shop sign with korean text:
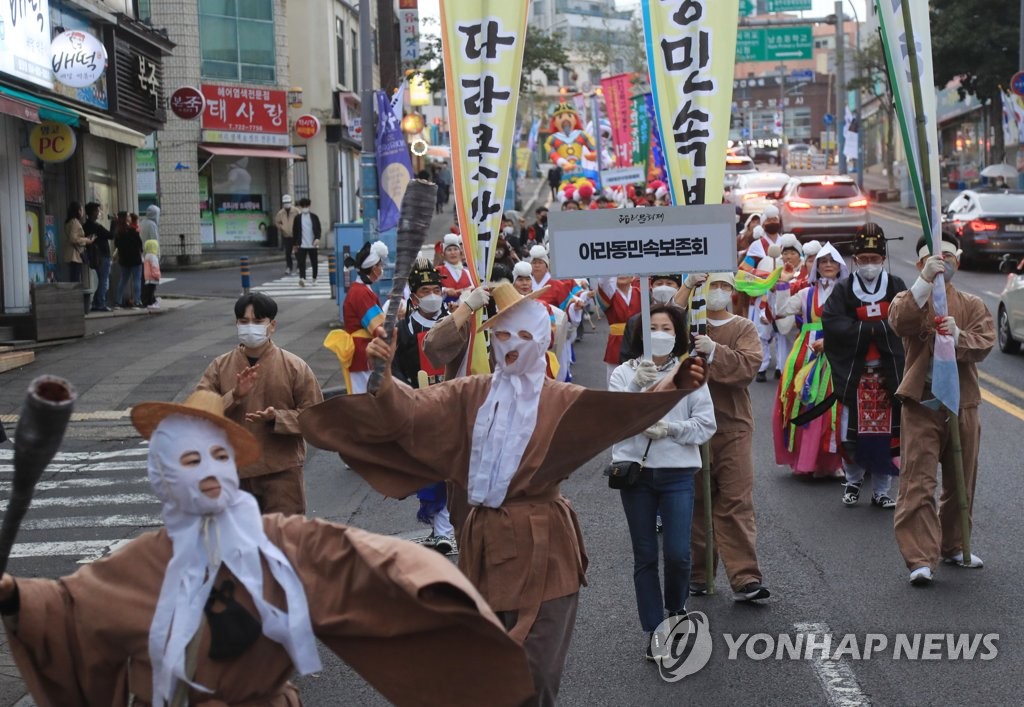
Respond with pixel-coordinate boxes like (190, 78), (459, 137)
(171, 86), (205, 120)
(1, 0), (53, 88)
(51, 29), (107, 88)
(201, 84), (288, 142)
(440, 0), (529, 283)
(295, 114), (320, 139)
(547, 205), (737, 278)
(642, 0), (739, 206)
(30, 122), (77, 163)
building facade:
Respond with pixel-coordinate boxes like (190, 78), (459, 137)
(0, 0), (172, 317)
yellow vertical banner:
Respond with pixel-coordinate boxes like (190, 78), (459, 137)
(440, 0), (529, 283)
(642, 1), (739, 206)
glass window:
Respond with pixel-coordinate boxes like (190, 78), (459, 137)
(199, 0), (275, 83)
(336, 17), (346, 86)
(796, 182), (861, 199)
(351, 29), (358, 93)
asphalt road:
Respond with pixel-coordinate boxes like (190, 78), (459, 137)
(1, 199), (1023, 705)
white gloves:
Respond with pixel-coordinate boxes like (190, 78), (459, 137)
(683, 273), (708, 289)
(936, 315), (960, 342)
(693, 334), (716, 357)
(633, 360), (659, 388)
(920, 255), (946, 283)
(643, 421), (669, 440)
(462, 286), (491, 311)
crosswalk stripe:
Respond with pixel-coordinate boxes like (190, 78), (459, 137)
(0, 447), (148, 462)
(25, 493), (156, 508)
(0, 461), (148, 473)
(9, 540), (120, 559)
(20, 514), (161, 531)
(0, 477), (148, 492)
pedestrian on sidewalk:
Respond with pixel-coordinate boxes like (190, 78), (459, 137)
(142, 237), (162, 308)
(114, 212), (144, 307)
(547, 164), (563, 200)
(196, 293), (323, 515)
(888, 232), (995, 585)
(83, 202), (114, 311)
(0, 390), (534, 707)
(610, 305), (717, 661)
(62, 201), (93, 285)
(274, 194), (296, 274)
(291, 198), (321, 287)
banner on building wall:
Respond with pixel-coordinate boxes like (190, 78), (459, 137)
(600, 74), (635, 167)
(0, 0), (53, 88)
(136, 149), (158, 196)
(213, 194), (267, 243)
(440, 0), (529, 284)
(399, 4), (420, 62)
(642, 0), (739, 205)
(201, 84), (288, 146)
(631, 93), (650, 178)
(645, 92), (667, 183)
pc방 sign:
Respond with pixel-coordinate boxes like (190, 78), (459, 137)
(30, 122), (77, 163)
(547, 205), (737, 278)
(50, 30), (107, 88)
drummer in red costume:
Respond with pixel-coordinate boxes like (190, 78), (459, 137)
(439, 234), (474, 310)
(597, 275), (642, 386)
(341, 240), (387, 394)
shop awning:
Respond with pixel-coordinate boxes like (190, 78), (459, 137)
(0, 85), (78, 125)
(84, 114), (147, 148)
(0, 94), (39, 123)
(199, 145), (305, 160)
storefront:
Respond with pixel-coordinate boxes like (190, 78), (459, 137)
(0, 0), (171, 321)
(937, 83), (987, 189)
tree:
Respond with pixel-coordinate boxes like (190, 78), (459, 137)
(848, 36), (897, 188)
(930, 0), (1020, 162)
(411, 20), (569, 98)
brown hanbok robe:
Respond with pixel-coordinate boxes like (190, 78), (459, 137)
(300, 372), (690, 640)
(4, 514), (534, 706)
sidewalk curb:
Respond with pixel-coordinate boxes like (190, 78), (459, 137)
(162, 251), (281, 272)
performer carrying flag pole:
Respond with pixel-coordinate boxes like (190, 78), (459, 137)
(877, 0), (995, 583)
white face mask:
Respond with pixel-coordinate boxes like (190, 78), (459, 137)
(707, 289), (732, 311)
(650, 330), (676, 357)
(149, 416), (241, 517)
(503, 226), (514, 236)
(418, 293), (443, 314)
(237, 323), (269, 349)
(651, 285), (678, 305)
(492, 331), (545, 376)
(858, 263), (883, 282)
(301, 207), (310, 214)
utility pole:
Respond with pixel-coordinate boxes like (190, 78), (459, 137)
(835, 0), (846, 174)
(1019, 0), (1024, 187)
(359, 0), (379, 245)
(778, 64), (787, 171)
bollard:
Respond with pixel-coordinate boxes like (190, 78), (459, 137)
(240, 255), (251, 295)
(328, 254), (338, 299)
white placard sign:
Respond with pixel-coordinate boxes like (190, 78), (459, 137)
(51, 30), (107, 88)
(600, 166), (646, 188)
(548, 205), (737, 278)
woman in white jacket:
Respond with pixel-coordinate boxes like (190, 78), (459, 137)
(609, 304), (717, 661)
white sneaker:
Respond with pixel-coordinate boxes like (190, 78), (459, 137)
(909, 566), (933, 585)
(942, 551), (984, 568)
(299, 279), (306, 287)
(312, 278), (317, 285)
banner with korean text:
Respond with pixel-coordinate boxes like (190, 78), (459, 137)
(642, 1), (739, 206)
(600, 74), (635, 167)
(440, 0), (529, 284)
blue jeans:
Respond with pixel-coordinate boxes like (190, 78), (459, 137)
(91, 256), (111, 309)
(119, 264), (142, 305)
(619, 467), (697, 632)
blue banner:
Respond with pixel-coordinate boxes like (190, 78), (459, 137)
(375, 91), (414, 233)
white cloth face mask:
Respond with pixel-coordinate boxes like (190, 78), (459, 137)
(650, 330), (677, 357)
(417, 293), (443, 314)
(237, 323), (269, 348)
(148, 416), (241, 517)
(707, 290), (732, 311)
(858, 263), (883, 282)
(651, 285), (678, 305)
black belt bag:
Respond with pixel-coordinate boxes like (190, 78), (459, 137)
(606, 439), (653, 490)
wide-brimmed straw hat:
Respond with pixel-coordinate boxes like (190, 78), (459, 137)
(479, 282), (550, 332)
(131, 390), (261, 466)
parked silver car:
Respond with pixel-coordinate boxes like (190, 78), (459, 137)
(775, 175), (869, 244)
(730, 171), (791, 219)
(998, 256), (1024, 354)
(724, 156), (758, 191)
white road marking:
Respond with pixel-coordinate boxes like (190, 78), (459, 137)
(20, 514), (161, 531)
(23, 493), (156, 508)
(0, 477), (148, 492)
(985, 290), (1002, 300)
(0, 461), (148, 474)
(792, 621), (870, 707)
(9, 540), (119, 559)
(0, 447), (147, 461)
(78, 538), (134, 563)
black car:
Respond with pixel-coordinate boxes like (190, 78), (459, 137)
(941, 190), (1024, 268)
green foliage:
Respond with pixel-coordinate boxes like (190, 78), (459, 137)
(930, 0), (1018, 101)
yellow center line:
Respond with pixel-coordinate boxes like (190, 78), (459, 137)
(979, 371), (1024, 402)
(981, 387), (1024, 423)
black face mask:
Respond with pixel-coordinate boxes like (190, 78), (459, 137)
(763, 222), (782, 235)
(205, 579), (262, 661)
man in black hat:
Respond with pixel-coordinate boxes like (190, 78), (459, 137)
(822, 223), (907, 509)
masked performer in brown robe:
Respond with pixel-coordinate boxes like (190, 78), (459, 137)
(301, 284), (707, 706)
(0, 391), (533, 706)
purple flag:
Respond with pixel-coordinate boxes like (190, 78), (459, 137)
(375, 91), (414, 233)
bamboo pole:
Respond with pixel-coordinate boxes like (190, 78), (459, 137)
(700, 442), (715, 595)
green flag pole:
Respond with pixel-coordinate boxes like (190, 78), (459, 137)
(700, 442), (714, 595)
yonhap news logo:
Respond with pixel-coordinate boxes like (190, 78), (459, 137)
(652, 614), (999, 682)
